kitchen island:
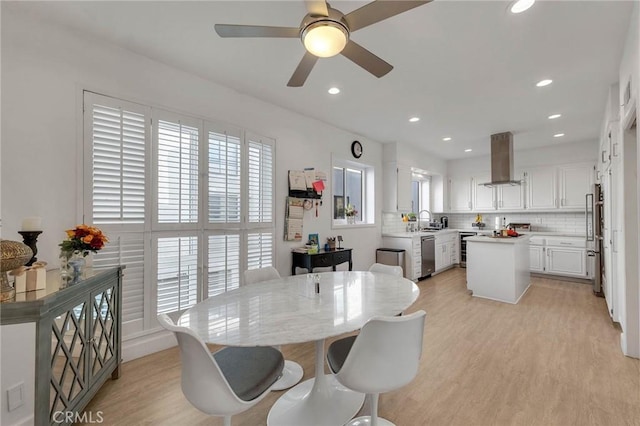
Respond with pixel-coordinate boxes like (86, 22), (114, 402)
(465, 234), (531, 304)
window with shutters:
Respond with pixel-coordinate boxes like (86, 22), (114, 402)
(84, 91), (275, 338)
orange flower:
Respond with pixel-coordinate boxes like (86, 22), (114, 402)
(66, 229), (75, 238)
(83, 235), (94, 244)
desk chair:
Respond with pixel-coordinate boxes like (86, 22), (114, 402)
(157, 314), (284, 426)
(368, 263), (404, 277)
(326, 310), (427, 426)
(244, 266), (304, 390)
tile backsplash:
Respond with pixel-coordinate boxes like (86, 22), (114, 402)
(382, 211), (587, 235)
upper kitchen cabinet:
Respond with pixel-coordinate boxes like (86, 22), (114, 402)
(498, 182), (525, 210)
(472, 172), (524, 212)
(524, 166), (557, 210)
(472, 173), (495, 211)
(524, 163), (594, 211)
(383, 161), (412, 212)
(558, 163), (595, 209)
(448, 176), (472, 212)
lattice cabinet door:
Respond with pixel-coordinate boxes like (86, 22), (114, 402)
(48, 297), (89, 421)
(89, 283), (119, 385)
(32, 267), (123, 426)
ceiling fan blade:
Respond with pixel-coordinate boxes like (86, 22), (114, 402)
(287, 52), (319, 87)
(344, 0), (432, 32)
(214, 24), (299, 38)
(340, 40), (393, 78)
(305, 0), (329, 16)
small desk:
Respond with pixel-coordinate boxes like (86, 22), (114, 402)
(291, 248), (352, 275)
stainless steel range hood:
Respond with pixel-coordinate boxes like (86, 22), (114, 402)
(481, 131), (522, 187)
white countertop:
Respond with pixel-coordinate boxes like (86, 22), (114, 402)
(465, 234), (531, 244)
(382, 229), (584, 239)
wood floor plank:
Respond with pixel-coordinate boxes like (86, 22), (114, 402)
(81, 268), (640, 426)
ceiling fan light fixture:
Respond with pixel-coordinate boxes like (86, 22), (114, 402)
(302, 20), (349, 58)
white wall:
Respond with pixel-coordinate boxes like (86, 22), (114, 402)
(0, 8), (384, 277)
(446, 140), (598, 176)
(616, 2), (639, 358)
(0, 323), (35, 426)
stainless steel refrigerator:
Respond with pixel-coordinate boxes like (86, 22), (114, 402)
(586, 183), (604, 296)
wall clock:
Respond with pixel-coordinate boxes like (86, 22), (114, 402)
(351, 140), (363, 159)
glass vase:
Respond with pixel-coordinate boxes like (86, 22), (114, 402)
(68, 250), (86, 280)
(347, 216), (356, 225)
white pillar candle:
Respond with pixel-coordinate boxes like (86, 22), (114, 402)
(21, 217), (42, 231)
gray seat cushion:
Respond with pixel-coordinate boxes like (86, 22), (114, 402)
(213, 346), (284, 401)
(326, 335), (357, 374)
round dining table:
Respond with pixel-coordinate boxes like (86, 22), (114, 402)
(178, 270), (420, 426)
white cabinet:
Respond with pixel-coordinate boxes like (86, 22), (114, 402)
(472, 174), (495, 211)
(498, 184), (525, 210)
(435, 233), (457, 272)
(471, 173), (524, 212)
(397, 165), (413, 212)
(448, 177), (472, 212)
(383, 162), (412, 212)
(558, 163), (594, 209)
(524, 167), (557, 210)
(525, 164), (594, 211)
(529, 237), (545, 273)
(546, 247), (587, 278)
(530, 236), (588, 278)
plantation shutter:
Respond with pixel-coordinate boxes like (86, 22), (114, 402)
(247, 134), (274, 225)
(207, 125), (242, 224)
(156, 236), (199, 314)
(93, 234), (145, 335)
(207, 233), (240, 296)
(86, 93), (147, 225)
(156, 114), (200, 225)
(246, 231), (274, 270)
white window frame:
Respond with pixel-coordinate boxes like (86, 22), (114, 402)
(332, 155), (375, 228)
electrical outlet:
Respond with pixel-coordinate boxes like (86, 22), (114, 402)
(7, 382), (24, 412)
(535, 217), (542, 224)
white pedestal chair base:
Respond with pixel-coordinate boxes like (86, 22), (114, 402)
(271, 360), (304, 391)
(346, 415), (395, 426)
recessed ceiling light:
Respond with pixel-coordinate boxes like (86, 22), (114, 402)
(553, 133), (565, 138)
(536, 79), (553, 87)
(510, 0), (536, 14)
(328, 87), (340, 95)
(465, 149), (473, 152)
(409, 117), (420, 123)
(443, 137), (452, 141)
(548, 114), (562, 119)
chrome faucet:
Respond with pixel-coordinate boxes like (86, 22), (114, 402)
(418, 210), (432, 231)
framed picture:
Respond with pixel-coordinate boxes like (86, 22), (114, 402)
(334, 196), (345, 219)
(308, 233), (319, 246)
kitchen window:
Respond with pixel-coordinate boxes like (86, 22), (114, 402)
(84, 91), (274, 337)
(411, 172), (431, 213)
(332, 157), (374, 226)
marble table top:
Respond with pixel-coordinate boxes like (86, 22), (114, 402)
(177, 271), (420, 347)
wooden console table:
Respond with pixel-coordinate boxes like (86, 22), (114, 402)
(291, 248), (353, 275)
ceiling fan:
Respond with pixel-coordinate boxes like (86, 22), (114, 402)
(214, 0), (432, 87)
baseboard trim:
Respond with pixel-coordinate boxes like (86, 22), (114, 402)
(530, 272), (593, 285)
(122, 329), (176, 362)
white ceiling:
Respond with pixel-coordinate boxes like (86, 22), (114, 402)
(6, 1), (633, 159)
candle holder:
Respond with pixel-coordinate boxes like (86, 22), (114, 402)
(18, 231), (43, 267)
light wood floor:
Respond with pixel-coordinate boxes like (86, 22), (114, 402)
(82, 268), (640, 426)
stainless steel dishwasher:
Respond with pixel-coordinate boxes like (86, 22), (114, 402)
(421, 235), (435, 278)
